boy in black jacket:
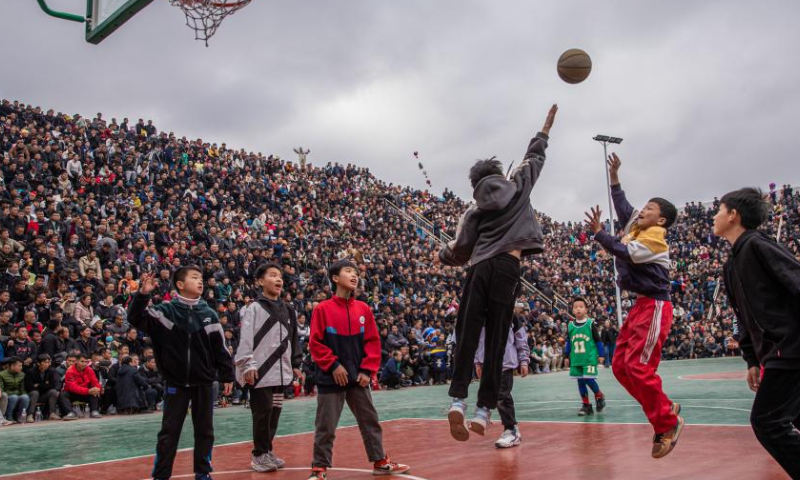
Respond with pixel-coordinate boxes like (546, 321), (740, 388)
(129, 267), (235, 480)
(715, 187), (800, 479)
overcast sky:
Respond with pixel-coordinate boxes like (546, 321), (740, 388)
(3, 0), (800, 221)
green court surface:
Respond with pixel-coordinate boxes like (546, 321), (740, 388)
(0, 357), (754, 476)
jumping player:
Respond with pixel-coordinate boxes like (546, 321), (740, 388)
(584, 153), (683, 458)
(435, 104), (557, 441)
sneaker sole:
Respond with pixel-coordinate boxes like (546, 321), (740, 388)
(653, 416), (685, 459)
(250, 463), (277, 473)
(448, 409), (469, 441)
(469, 419), (487, 436)
(373, 466), (411, 476)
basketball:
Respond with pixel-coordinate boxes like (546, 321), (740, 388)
(557, 48), (592, 84)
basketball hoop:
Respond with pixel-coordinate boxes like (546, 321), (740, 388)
(170, 0), (252, 46)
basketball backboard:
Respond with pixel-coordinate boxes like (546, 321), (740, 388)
(36, 0), (248, 45)
(85, 0), (153, 44)
(34, 0), (151, 44)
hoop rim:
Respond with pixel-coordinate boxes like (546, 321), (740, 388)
(177, 0), (250, 8)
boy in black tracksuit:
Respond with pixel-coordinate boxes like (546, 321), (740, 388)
(715, 188), (800, 479)
(128, 267), (235, 480)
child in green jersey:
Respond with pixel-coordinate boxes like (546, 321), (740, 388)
(566, 298), (606, 416)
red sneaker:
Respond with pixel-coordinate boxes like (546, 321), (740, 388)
(308, 467), (328, 480)
(373, 455), (411, 476)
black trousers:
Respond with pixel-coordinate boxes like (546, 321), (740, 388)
(60, 391), (100, 413)
(449, 253), (520, 409)
(497, 369), (516, 429)
(249, 386), (283, 456)
(152, 384), (214, 479)
(751, 368), (800, 479)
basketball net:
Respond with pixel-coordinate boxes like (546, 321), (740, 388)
(170, 0), (252, 46)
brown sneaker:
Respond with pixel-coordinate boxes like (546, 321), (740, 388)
(652, 415), (685, 459)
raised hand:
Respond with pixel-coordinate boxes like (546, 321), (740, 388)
(542, 104), (558, 136)
(139, 272), (158, 295)
(584, 205), (603, 234)
(607, 153), (621, 185)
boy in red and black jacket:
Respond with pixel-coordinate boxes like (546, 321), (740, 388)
(307, 260), (410, 480)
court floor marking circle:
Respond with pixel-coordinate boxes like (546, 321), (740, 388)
(139, 467), (430, 480)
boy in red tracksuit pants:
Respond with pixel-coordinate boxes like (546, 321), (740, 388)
(585, 153), (684, 459)
(306, 260), (410, 480)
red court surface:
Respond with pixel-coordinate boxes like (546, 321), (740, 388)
(4, 418), (788, 480)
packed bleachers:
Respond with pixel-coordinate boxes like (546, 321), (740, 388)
(1, 96), (799, 424)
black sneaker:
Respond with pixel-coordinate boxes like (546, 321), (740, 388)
(578, 403), (594, 416)
(596, 397), (606, 413)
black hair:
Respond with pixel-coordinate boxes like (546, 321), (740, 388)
(572, 297), (589, 308)
(468, 157), (503, 188)
(172, 265), (203, 290)
(720, 188), (769, 229)
(255, 262), (283, 280)
(66, 352), (78, 360)
(328, 259), (358, 284)
(37, 354), (51, 363)
(120, 355), (132, 365)
(648, 197), (678, 229)
(76, 353), (88, 360)
(6, 356), (22, 365)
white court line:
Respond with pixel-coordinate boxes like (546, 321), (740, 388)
(137, 467), (429, 480)
(0, 415), (751, 478)
(387, 416), (752, 428)
(677, 374), (747, 381)
(0, 425), (359, 478)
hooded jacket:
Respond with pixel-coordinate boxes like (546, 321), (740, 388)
(438, 132), (549, 267)
(723, 229), (800, 369)
(234, 296), (302, 389)
(127, 293), (235, 387)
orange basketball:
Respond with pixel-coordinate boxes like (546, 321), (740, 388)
(557, 49), (592, 84)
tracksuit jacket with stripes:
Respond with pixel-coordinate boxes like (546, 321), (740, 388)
(234, 296), (302, 388)
(127, 293), (235, 387)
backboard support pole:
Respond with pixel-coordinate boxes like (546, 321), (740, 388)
(36, 0), (85, 23)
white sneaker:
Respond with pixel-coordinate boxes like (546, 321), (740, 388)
(468, 406), (492, 436)
(447, 398), (469, 442)
(251, 453), (277, 472)
(267, 451), (285, 469)
(495, 426), (521, 448)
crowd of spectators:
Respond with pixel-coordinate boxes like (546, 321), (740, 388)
(0, 96), (798, 425)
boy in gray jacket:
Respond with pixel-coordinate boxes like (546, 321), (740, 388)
(235, 262), (303, 473)
(436, 104), (557, 441)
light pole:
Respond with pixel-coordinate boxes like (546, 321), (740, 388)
(593, 135), (624, 327)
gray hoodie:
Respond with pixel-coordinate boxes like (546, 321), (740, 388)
(439, 132), (548, 266)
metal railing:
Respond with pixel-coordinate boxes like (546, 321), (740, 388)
(383, 197), (572, 317)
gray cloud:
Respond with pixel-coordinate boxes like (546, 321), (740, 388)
(3, 0), (799, 219)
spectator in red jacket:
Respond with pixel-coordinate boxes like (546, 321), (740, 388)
(60, 353), (102, 420)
